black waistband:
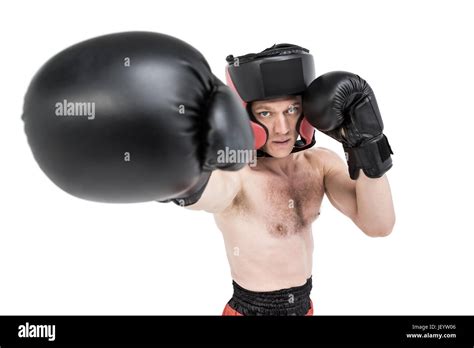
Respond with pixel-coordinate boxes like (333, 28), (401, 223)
(228, 277), (312, 316)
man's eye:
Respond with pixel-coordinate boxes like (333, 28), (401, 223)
(287, 105), (299, 115)
(259, 111), (271, 118)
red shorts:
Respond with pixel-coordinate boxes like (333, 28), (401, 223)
(222, 299), (314, 316)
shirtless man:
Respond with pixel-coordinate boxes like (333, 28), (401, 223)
(23, 33), (395, 316)
(189, 45), (396, 315)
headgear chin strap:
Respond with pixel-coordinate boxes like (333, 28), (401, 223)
(226, 44), (316, 157)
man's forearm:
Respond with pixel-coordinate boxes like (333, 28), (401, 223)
(187, 169), (242, 213)
(354, 172), (395, 237)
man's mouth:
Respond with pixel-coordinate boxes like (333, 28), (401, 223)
(272, 138), (291, 145)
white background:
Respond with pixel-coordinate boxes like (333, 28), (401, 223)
(1, 0), (473, 315)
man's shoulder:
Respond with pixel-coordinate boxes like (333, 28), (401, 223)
(304, 146), (341, 163)
(303, 146), (346, 175)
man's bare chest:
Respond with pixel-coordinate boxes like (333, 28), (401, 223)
(237, 169), (325, 237)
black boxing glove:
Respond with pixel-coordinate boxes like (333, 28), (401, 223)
(303, 71), (393, 179)
(22, 32), (253, 204)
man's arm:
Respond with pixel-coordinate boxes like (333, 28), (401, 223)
(303, 72), (395, 236)
(186, 168), (243, 213)
(316, 147), (395, 237)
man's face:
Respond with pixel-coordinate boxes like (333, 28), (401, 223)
(251, 95), (301, 158)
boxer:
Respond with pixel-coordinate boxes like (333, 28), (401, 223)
(198, 45), (395, 315)
(22, 34), (395, 316)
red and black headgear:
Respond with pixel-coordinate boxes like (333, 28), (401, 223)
(226, 44), (316, 156)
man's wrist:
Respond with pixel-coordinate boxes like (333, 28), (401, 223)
(343, 134), (393, 179)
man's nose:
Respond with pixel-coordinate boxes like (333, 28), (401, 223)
(273, 113), (290, 135)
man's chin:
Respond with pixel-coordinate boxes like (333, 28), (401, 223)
(262, 143), (293, 158)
